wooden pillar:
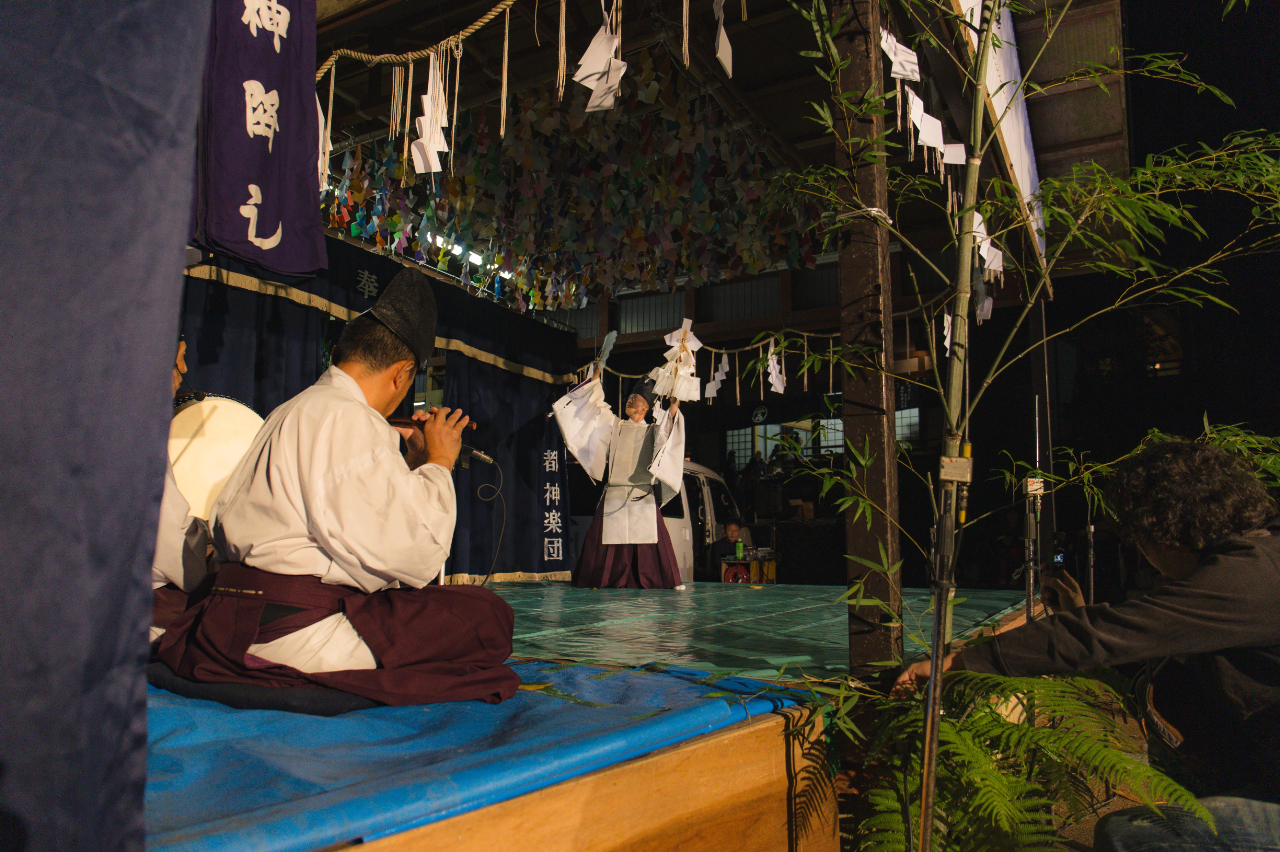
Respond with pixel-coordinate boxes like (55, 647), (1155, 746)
(837, 0), (902, 668)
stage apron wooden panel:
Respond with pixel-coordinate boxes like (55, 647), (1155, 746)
(357, 705), (838, 852)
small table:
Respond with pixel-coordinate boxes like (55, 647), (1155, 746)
(719, 557), (777, 584)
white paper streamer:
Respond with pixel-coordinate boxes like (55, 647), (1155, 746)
(766, 339), (785, 394)
(647, 318), (703, 401)
(705, 353), (730, 399)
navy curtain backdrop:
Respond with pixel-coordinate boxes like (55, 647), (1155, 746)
(183, 236), (579, 575)
(180, 273), (335, 414)
(0, 4), (210, 851)
(443, 353), (571, 578)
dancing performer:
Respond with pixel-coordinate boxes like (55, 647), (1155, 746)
(554, 375), (686, 588)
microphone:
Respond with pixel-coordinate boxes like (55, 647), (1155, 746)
(460, 443), (494, 467)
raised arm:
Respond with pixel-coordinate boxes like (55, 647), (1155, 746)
(552, 376), (616, 482)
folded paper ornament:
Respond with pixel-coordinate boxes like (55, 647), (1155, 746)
(410, 54), (449, 173)
(766, 339), (785, 394)
(575, 18), (625, 113)
(713, 0), (732, 77)
(879, 31), (920, 82)
(647, 318), (703, 401)
(705, 352), (730, 399)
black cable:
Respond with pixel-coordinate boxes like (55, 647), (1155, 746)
(477, 463), (505, 586)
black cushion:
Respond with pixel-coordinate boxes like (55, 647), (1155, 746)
(147, 662), (380, 716)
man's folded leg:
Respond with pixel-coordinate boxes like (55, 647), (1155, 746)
(160, 565), (519, 706)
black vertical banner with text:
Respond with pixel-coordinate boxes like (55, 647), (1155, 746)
(193, 0), (326, 275)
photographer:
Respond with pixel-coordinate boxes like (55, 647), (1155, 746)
(895, 440), (1280, 850)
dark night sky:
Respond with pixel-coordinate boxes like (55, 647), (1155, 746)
(1020, 1), (1278, 456)
(944, 3), (1280, 582)
(1067, 1), (1280, 447)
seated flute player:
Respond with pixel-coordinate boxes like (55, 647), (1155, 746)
(151, 336), (213, 644)
(159, 270), (519, 706)
(554, 374), (685, 589)
(894, 440), (1280, 851)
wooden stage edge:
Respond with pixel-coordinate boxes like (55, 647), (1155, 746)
(954, 599), (1048, 651)
(350, 705), (839, 852)
(335, 602), (1038, 852)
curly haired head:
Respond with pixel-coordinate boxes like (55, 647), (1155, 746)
(1105, 439), (1276, 551)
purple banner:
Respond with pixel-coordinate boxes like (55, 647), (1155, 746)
(193, 0), (326, 275)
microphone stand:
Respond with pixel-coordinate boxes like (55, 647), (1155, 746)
(1086, 499), (1095, 605)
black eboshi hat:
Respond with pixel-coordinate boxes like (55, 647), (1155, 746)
(369, 269), (438, 371)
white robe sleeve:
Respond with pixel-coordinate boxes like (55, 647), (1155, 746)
(553, 377), (616, 482)
(648, 408), (685, 506)
(153, 461), (212, 592)
(307, 415), (457, 590)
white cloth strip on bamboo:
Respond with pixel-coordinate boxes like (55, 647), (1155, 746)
(879, 30), (920, 82)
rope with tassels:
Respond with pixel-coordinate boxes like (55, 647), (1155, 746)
(450, 43), (463, 174)
(590, 329), (843, 395)
(557, 0), (567, 100)
(315, 0), (517, 81)
(500, 7), (509, 138)
(400, 61), (414, 179)
(681, 0), (690, 66)
(388, 65), (404, 140)
(322, 65), (335, 175)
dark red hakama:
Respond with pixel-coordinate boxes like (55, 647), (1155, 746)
(157, 563), (519, 705)
(152, 584), (190, 635)
(573, 500), (683, 588)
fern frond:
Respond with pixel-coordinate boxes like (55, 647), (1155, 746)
(845, 671), (1214, 850)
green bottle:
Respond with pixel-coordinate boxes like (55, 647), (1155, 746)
(736, 541), (744, 559)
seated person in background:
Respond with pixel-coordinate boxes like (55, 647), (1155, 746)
(160, 270), (518, 706)
(152, 336), (212, 643)
(704, 520), (744, 581)
(896, 440), (1280, 851)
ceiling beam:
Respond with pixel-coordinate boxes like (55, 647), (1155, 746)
(1013, 0), (1118, 35)
(726, 6), (798, 34)
(746, 70), (817, 99)
(793, 132), (831, 151)
(682, 24), (805, 170)
(1023, 71), (1119, 101)
(1033, 130), (1125, 162)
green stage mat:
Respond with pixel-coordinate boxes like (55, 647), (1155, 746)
(489, 583), (1025, 681)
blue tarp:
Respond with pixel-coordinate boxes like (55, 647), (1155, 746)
(146, 662), (799, 852)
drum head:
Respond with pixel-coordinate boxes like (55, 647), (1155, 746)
(168, 396), (263, 519)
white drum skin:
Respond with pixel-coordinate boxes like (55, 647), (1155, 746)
(168, 396), (264, 520)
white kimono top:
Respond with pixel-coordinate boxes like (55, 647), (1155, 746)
(554, 377), (684, 545)
(206, 365), (457, 674)
(211, 365), (457, 592)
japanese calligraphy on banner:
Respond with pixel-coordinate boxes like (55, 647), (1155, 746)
(192, 0), (326, 276)
(538, 425), (570, 573)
